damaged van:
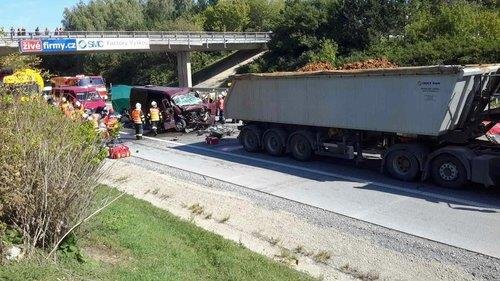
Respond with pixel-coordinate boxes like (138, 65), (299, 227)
(130, 86), (214, 132)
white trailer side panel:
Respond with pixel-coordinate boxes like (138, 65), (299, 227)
(226, 65), (500, 136)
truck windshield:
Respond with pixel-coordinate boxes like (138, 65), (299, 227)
(77, 77), (92, 86)
(172, 93), (202, 106)
(76, 91), (101, 101)
(90, 77), (105, 86)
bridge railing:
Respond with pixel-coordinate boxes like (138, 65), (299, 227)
(0, 30), (272, 44)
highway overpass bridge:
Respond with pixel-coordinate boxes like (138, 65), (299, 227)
(0, 31), (271, 87)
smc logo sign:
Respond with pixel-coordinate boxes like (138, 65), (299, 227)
(19, 40), (42, 52)
(77, 39), (104, 50)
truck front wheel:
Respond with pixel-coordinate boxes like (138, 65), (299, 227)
(385, 150), (420, 181)
(430, 154), (468, 188)
(290, 134), (313, 161)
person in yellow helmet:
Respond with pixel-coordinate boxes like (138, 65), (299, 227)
(148, 101), (162, 136)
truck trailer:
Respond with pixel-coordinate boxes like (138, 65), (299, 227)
(225, 65), (500, 188)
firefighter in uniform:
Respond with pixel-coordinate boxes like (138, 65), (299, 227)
(131, 103), (144, 140)
(148, 101), (162, 136)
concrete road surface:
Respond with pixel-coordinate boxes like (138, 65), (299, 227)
(120, 129), (500, 258)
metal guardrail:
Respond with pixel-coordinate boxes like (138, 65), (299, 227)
(0, 30), (272, 44)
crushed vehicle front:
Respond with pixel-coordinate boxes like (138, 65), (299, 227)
(171, 92), (212, 125)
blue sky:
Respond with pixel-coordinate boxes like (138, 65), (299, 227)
(0, 0), (87, 31)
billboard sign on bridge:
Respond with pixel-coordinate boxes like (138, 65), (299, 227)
(41, 38), (77, 52)
(19, 38), (150, 53)
(76, 38), (150, 51)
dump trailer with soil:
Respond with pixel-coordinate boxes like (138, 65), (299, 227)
(225, 65), (500, 187)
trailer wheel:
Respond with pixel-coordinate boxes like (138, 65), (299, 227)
(385, 150), (419, 181)
(430, 154), (468, 188)
(241, 127), (261, 152)
(290, 134), (313, 161)
(263, 129), (286, 156)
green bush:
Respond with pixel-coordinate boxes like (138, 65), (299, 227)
(365, 1), (500, 66)
(0, 88), (105, 255)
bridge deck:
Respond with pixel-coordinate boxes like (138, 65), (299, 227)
(0, 31), (271, 54)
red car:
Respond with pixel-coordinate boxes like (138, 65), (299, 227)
(53, 86), (106, 112)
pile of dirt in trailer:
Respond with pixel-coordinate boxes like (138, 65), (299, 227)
(297, 58), (398, 72)
(297, 62), (335, 72)
(339, 58), (398, 70)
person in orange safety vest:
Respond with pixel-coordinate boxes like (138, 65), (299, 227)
(72, 101), (85, 120)
(148, 101), (162, 136)
(130, 103), (144, 140)
(60, 97), (73, 118)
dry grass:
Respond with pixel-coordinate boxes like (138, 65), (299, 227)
(313, 251), (331, 264)
(274, 247), (299, 266)
(188, 203), (204, 215)
(113, 175), (129, 183)
(251, 231), (281, 246)
(340, 263), (380, 281)
(158, 193), (171, 200)
(293, 245), (312, 256)
(217, 215), (230, 224)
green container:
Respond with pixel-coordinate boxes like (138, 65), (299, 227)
(111, 85), (132, 114)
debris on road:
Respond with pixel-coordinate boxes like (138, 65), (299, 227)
(205, 136), (220, 145)
(108, 144), (131, 159)
(198, 124), (235, 140)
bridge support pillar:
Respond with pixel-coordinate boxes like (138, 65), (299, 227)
(177, 51), (192, 87)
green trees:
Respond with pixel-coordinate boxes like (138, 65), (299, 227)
(249, 0), (499, 72)
(203, 0), (251, 31)
(62, 0), (145, 30)
(41, 0), (499, 83)
(369, 1), (500, 65)
(202, 0), (283, 31)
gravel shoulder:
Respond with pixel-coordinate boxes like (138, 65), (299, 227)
(100, 158), (500, 281)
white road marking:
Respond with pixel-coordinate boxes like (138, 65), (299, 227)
(137, 135), (498, 210)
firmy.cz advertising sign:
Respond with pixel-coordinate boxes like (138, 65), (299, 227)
(19, 38), (150, 53)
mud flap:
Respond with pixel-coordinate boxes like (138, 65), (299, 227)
(471, 155), (500, 187)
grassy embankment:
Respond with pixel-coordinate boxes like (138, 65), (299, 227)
(1, 187), (311, 281)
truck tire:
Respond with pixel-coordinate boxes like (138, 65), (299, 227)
(385, 150), (420, 181)
(263, 129), (286, 156)
(430, 154), (468, 188)
(241, 127), (261, 152)
(290, 134), (313, 161)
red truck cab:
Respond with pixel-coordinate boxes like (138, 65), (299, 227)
(52, 75), (109, 100)
(53, 86), (106, 112)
